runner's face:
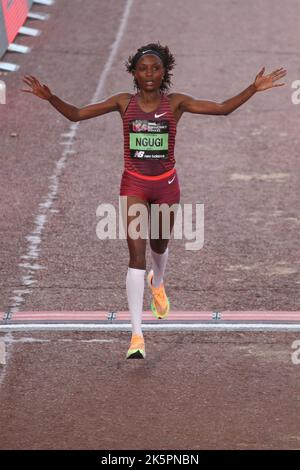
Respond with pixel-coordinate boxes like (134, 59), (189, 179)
(134, 55), (165, 91)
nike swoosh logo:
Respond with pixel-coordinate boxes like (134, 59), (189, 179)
(154, 112), (167, 118)
(168, 175), (176, 184)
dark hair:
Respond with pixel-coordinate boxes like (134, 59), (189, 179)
(124, 42), (176, 92)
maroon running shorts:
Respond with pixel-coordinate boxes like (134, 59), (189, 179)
(119, 167), (180, 205)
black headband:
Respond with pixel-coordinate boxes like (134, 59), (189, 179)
(132, 49), (164, 68)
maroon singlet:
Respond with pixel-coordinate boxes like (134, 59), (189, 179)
(122, 91), (177, 177)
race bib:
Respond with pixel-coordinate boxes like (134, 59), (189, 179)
(129, 120), (169, 159)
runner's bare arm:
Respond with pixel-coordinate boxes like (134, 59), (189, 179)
(48, 93), (125, 122)
(21, 75), (128, 121)
(176, 86), (256, 116)
(176, 67), (286, 116)
(74, 93), (128, 121)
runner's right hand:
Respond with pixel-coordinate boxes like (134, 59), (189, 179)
(21, 75), (53, 100)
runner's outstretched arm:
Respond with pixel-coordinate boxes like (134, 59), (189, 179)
(21, 75), (124, 122)
(176, 66), (287, 116)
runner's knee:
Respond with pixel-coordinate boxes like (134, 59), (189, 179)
(149, 239), (169, 254)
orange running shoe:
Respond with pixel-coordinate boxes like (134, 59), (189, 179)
(147, 269), (170, 319)
(126, 334), (145, 359)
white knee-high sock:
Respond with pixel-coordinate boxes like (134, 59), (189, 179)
(150, 247), (169, 287)
(126, 267), (145, 336)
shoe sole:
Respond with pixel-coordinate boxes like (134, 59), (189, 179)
(126, 349), (145, 359)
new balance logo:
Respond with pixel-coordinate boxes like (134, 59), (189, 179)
(154, 112), (167, 118)
(168, 175), (176, 184)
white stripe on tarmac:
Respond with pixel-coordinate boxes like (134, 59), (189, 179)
(0, 332), (12, 386)
(0, 339), (5, 365)
(7, 0), (134, 317)
(1, 323), (300, 331)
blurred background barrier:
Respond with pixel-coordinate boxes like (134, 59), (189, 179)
(0, 2), (10, 61)
(0, 0), (54, 72)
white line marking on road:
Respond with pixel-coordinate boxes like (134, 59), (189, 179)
(0, 333), (12, 386)
(80, 339), (114, 343)
(6, 0), (134, 317)
(1, 337), (114, 344)
(4, 337), (51, 344)
(0, 340), (5, 365)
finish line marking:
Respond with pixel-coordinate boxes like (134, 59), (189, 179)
(1, 311), (300, 331)
(2, 310), (300, 322)
(1, 324), (300, 331)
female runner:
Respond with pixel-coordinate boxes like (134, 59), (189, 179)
(21, 42), (286, 359)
